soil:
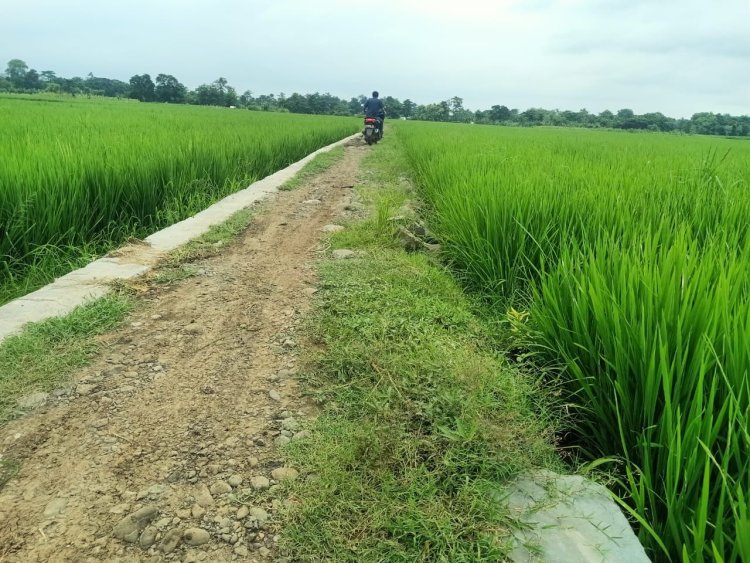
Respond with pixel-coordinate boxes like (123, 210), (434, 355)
(0, 140), (368, 562)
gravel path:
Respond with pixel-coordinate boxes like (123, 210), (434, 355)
(0, 140), (367, 562)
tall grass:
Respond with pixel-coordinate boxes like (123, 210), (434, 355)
(0, 95), (358, 303)
(396, 122), (750, 561)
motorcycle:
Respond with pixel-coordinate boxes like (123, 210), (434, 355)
(363, 116), (383, 145)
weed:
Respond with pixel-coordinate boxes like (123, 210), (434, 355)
(0, 294), (132, 423)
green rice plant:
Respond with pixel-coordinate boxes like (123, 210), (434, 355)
(394, 121), (750, 561)
(532, 228), (750, 561)
(0, 95), (358, 303)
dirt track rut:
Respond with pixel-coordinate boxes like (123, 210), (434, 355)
(0, 141), (367, 562)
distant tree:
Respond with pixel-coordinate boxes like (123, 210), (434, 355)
(189, 77), (236, 107)
(59, 78), (76, 96)
(560, 110), (578, 124)
(576, 108), (594, 126)
(520, 108), (545, 125)
(383, 96), (403, 119)
(225, 86), (238, 107)
(402, 99), (416, 118)
(307, 92), (324, 114)
(474, 109), (489, 123)
(3, 56), (748, 138)
(674, 118), (692, 134)
(154, 74), (187, 103)
(5, 59), (29, 87)
(239, 90), (254, 108)
(439, 100), (451, 119)
(616, 108), (635, 122)
(23, 69), (42, 90)
(545, 110), (565, 126)
(86, 74), (129, 97)
(348, 97), (362, 115)
(129, 74), (155, 101)
(213, 77), (228, 94)
(61, 76), (86, 96)
(690, 112), (718, 135)
(40, 70), (57, 83)
(192, 83), (225, 106)
(641, 112), (673, 132)
(449, 96), (464, 120)
(282, 93), (310, 114)
(598, 110), (615, 127)
(253, 93), (278, 111)
(415, 102), (450, 122)
(489, 104), (511, 122)
(620, 116), (650, 130)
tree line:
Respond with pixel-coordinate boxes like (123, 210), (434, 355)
(3, 58), (748, 137)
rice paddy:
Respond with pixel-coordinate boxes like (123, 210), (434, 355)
(396, 122), (750, 561)
(0, 95), (358, 304)
(5, 93), (749, 560)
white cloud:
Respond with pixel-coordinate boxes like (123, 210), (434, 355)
(1, 0), (748, 116)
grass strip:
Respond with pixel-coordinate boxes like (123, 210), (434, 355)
(278, 140), (558, 561)
(279, 146), (346, 191)
(0, 294), (132, 423)
(151, 207), (257, 285)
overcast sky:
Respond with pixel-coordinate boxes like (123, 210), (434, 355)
(2, 0), (749, 117)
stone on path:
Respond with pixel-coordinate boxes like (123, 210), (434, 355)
(249, 507), (269, 527)
(183, 527), (211, 546)
(209, 480), (232, 495)
(112, 505), (159, 542)
(332, 249), (356, 260)
(17, 392), (49, 410)
(274, 435), (291, 447)
(43, 498), (68, 518)
(271, 467), (299, 482)
(139, 526), (158, 549)
(159, 528), (182, 553)
(195, 485), (214, 507)
(250, 476), (270, 490)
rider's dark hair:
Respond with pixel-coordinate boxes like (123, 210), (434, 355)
(372, 91), (379, 98)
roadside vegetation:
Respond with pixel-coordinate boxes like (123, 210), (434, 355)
(0, 295), (133, 423)
(396, 122), (750, 561)
(280, 146), (346, 191)
(0, 96), (358, 305)
(150, 207), (258, 286)
(279, 141), (558, 561)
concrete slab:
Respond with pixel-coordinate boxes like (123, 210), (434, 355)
(503, 470), (651, 562)
(0, 133), (359, 344)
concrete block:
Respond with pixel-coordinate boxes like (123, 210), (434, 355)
(503, 470), (650, 562)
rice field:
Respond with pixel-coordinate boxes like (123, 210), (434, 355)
(396, 122), (750, 561)
(0, 95), (358, 304)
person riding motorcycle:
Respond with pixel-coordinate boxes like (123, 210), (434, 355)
(363, 91), (385, 137)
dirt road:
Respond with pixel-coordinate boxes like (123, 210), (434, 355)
(0, 141), (367, 562)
